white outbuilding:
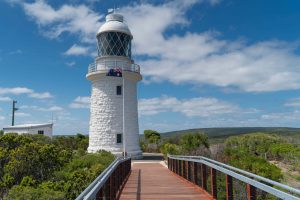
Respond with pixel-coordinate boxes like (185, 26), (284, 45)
(3, 123), (53, 137)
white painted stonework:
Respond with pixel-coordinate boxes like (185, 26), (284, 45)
(87, 13), (142, 158)
(3, 123), (53, 137)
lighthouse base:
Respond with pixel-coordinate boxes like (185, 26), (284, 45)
(87, 147), (143, 160)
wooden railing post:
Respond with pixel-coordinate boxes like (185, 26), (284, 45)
(110, 172), (114, 200)
(186, 161), (189, 180)
(247, 184), (256, 200)
(193, 162), (198, 185)
(188, 161), (191, 181)
(173, 159), (175, 172)
(211, 168), (217, 199)
(201, 164), (207, 191)
(226, 175), (233, 200)
(96, 187), (104, 200)
(121, 162), (124, 184)
(181, 160), (184, 177)
(176, 160), (180, 175)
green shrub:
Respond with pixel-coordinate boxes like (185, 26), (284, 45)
(161, 143), (181, 158)
(0, 134), (114, 200)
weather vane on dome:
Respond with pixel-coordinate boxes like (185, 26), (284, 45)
(108, 0), (119, 14)
(108, 8), (119, 14)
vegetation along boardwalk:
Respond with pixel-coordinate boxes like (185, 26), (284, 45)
(119, 162), (212, 200)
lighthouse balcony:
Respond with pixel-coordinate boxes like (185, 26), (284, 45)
(88, 60), (140, 74)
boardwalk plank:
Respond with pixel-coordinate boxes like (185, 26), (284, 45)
(120, 162), (212, 200)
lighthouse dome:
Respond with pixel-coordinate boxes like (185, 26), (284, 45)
(96, 13), (132, 58)
(97, 13), (132, 37)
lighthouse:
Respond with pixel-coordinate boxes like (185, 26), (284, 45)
(87, 12), (142, 159)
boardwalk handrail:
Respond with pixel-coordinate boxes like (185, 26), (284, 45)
(76, 156), (131, 200)
(179, 155), (300, 196)
(168, 155), (300, 200)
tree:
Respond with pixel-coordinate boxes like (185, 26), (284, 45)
(179, 132), (209, 155)
(5, 185), (65, 200)
(0, 130), (4, 137)
(224, 133), (284, 181)
(144, 130), (161, 143)
(0, 134), (115, 200)
(161, 143), (181, 158)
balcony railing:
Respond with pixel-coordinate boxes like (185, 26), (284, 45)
(88, 60), (140, 74)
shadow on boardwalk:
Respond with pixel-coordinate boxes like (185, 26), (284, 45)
(119, 155), (212, 200)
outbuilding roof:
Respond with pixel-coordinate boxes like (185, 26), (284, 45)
(3, 123), (53, 129)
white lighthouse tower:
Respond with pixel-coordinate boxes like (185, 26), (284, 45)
(87, 12), (142, 159)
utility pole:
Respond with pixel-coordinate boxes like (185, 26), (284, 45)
(12, 100), (18, 126)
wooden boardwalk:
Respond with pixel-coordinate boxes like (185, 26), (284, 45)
(120, 162), (212, 200)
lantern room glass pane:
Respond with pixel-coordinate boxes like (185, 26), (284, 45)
(97, 32), (132, 58)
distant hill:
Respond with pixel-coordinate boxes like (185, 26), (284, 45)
(161, 127), (300, 143)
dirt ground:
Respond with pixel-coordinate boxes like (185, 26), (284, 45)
(270, 160), (300, 189)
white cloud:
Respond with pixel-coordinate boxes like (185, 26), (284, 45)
(118, 2), (300, 92)
(5, 0), (24, 5)
(15, 112), (31, 117)
(0, 87), (53, 99)
(64, 44), (89, 56)
(9, 0), (300, 92)
(69, 96), (90, 109)
(0, 96), (12, 102)
(284, 98), (300, 107)
(260, 110), (300, 124)
(208, 0), (222, 5)
(66, 61), (76, 67)
(28, 92), (53, 99)
(20, 105), (63, 112)
(22, 0), (103, 43)
(139, 95), (239, 117)
(0, 87), (33, 95)
(8, 49), (22, 55)
(39, 106), (63, 112)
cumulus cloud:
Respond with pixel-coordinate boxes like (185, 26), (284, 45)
(8, 0), (300, 92)
(15, 112), (31, 117)
(8, 49), (22, 55)
(0, 87), (33, 95)
(20, 105), (63, 112)
(69, 96), (90, 109)
(64, 44), (90, 56)
(284, 98), (300, 107)
(0, 87), (53, 99)
(28, 92), (53, 99)
(260, 110), (300, 125)
(118, 2), (300, 92)
(22, 0), (103, 43)
(139, 96), (239, 117)
(66, 61), (76, 67)
(39, 106), (63, 112)
(0, 96), (12, 102)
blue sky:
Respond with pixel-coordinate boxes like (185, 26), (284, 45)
(1, 0), (300, 135)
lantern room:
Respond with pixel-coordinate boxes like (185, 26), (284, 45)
(96, 13), (132, 58)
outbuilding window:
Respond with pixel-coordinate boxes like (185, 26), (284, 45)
(116, 134), (122, 144)
(116, 85), (122, 95)
(38, 130), (44, 135)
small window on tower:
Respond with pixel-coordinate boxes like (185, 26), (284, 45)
(116, 134), (122, 144)
(38, 130), (44, 135)
(116, 85), (122, 95)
